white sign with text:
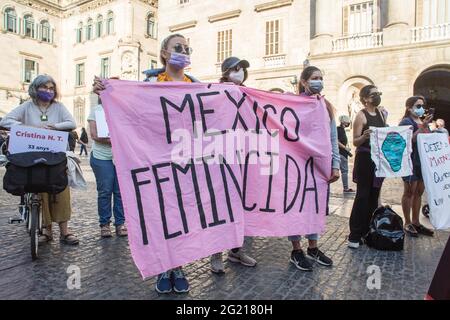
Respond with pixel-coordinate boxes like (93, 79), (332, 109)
(418, 133), (450, 230)
(95, 109), (109, 138)
(8, 125), (68, 154)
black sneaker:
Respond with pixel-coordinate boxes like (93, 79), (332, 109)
(414, 224), (434, 237)
(290, 250), (313, 271)
(307, 248), (333, 267)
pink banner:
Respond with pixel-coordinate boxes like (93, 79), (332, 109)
(100, 80), (331, 279)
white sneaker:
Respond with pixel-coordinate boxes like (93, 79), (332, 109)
(228, 249), (257, 267)
(348, 240), (360, 249)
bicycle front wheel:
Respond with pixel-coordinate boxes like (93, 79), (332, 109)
(29, 204), (40, 260)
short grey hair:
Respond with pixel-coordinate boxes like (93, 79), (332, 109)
(339, 115), (351, 124)
(160, 33), (185, 66)
(28, 74), (58, 104)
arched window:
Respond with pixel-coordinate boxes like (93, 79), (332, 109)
(106, 11), (114, 35)
(146, 13), (156, 38)
(73, 97), (86, 127)
(40, 20), (51, 42)
(24, 14), (34, 38)
(4, 8), (17, 33)
(76, 22), (83, 43)
(86, 18), (93, 40)
(96, 15), (103, 37)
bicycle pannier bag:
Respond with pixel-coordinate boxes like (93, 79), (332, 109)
(3, 152), (68, 196)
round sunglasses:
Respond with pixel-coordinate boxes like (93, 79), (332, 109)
(172, 43), (193, 56)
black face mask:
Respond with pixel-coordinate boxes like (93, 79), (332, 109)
(371, 95), (381, 107)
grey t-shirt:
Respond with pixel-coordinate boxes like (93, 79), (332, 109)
(87, 104), (113, 161)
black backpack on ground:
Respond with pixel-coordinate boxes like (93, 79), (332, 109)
(365, 206), (405, 251)
(3, 151), (68, 196)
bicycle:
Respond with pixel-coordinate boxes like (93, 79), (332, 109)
(2, 136), (44, 260)
(26, 193), (43, 260)
(9, 193), (43, 260)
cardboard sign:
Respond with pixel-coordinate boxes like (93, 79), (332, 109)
(95, 109), (110, 138)
(8, 125), (68, 154)
(370, 126), (413, 178)
(418, 133), (450, 230)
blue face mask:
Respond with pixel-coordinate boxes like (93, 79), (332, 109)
(37, 90), (55, 102)
(168, 52), (191, 70)
(308, 80), (324, 95)
(413, 106), (425, 117)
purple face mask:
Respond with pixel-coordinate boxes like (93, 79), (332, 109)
(168, 52), (191, 70)
(37, 90), (55, 102)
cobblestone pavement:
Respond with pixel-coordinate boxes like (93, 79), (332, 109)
(0, 158), (448, 300)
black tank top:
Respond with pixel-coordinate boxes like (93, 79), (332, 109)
(361, 108), (385, 149)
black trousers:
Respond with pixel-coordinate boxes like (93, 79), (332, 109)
(349, 152), (381, 242)
(79, 144), (88, 155)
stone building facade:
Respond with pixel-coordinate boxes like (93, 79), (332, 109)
(158, 0), (450, 125)
(0, 0), (159, 127)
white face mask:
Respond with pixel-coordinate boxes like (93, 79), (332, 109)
(228, 69), (245, 85)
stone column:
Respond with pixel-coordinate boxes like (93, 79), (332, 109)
(310, 0), (337, 55)
(124, 0), (134, 42)
(383, 0), (415, 46)
(116, 1), (141, 81)
(386, 0), (410, 28)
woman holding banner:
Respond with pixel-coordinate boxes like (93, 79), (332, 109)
(0, 75), (79, 245)
(93, 34), (195, 294)
(208, 56), (258, 274)
(348, 85), (386, 249)
(287, 66), (340, 271)
(399, 96), (434, 237)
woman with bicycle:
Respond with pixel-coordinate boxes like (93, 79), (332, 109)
(0, 75), (79, 245)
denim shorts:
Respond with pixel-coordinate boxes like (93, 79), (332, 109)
(402, 165), (423, 183)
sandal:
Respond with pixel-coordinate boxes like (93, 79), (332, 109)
(38, 233), (53, 243)
(413, 224), (435, 237)
(404, 224), (418, 237)
(60, 233), (79, 245)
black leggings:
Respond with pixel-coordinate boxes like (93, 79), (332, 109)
(349, 152), (381, 242)
(79, 144), (88, 155)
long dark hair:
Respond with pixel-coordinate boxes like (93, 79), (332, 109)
(404, 95), (426, 119)
(298, 66), (320, 94)
(298, 66), (334, 120)
(359, 85), (377, 106)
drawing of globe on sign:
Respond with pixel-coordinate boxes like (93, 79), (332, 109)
(381, 132), (407, 172)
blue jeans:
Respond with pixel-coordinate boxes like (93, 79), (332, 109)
(288, 234), (319, 242)
(90, 154), (125, 226)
